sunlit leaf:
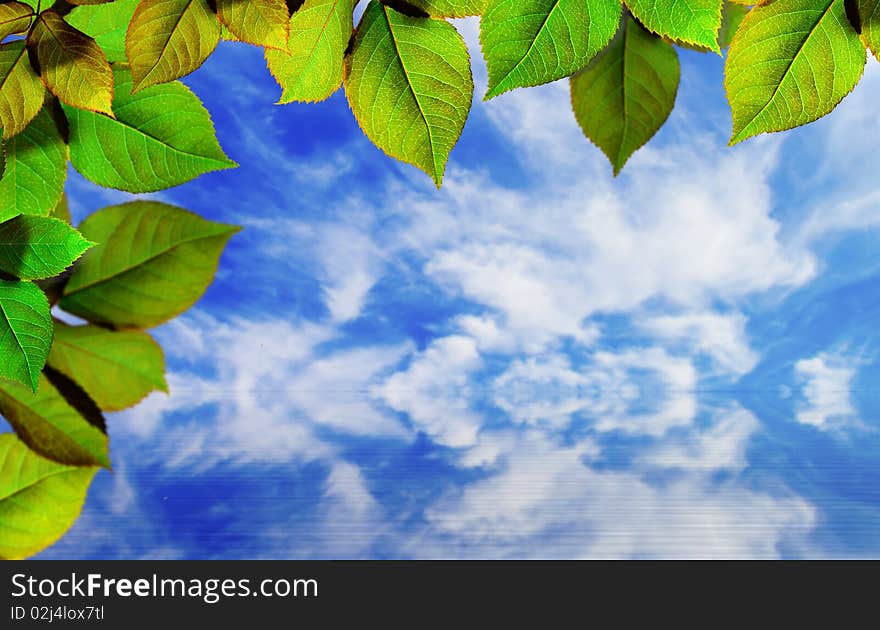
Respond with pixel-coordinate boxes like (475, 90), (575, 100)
(65, 66), (235, 193)
(0, 41), (46, 139)
(216, 0), (290, 50)
(66, 0), (141, 62)
(626, 0), (723, 53)
(266, 0), (354, 103)
(126, 0), (220, 91)
(404, 0), (486, 17)
(0, 107), (68, 223)
(860, 0), (880, 59)
(0, 2), (33, 41)
(60, 201), (240, 329)
(0, 279), (51, 391)
(571, 14), (679, 175)
(481, 0), (621, 99)
(48, 322), (168, 411)
(0, 433), (97, 560)
(0, 216), (94, 280)
(344, 1), (473, 186)
(726, 0), (866, 144)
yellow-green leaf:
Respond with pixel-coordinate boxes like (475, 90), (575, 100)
(126, 0), (220, 92)
(0, 433), (97, 560)
(625, 0), (723, 53)
(860, 0), (880, 59)
(481, 0), (622, 99)
(344, 1), (473, 186)
(405, 0), (486, 17)
(265, 0), (354, 103)
(216, 0), (289, 50)
(60, 201), (240, 329)
(0, 107), (68, 223)
(26, 10), (114, 116)
(0, 1), (33, 41)
(0, 373), (109, 467)
(726, 0), (867, 145)
(49, 323), (168, 411)
(0, 41), (45, 139)
(571, 15), (680, 175)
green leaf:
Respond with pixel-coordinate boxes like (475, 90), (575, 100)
(571, 14), (679, 174)
(344, 1), (473, 186)
(726, 0), (867, 145)
(0, 433), (97, 560)
(0, 216), (94, 280)
(0, 373), (109, 467)
(0, 2), (33, 41)
(66, 0), (141, 62)
(266, 0), (354, 103)
(625, 0), (723, 53)
(26, 10), (114, 116)
(0, 107), (68, 223)
(480, 0), (621, 99)
(0, 279), (51, 391)
(65, 66), (235, 193)
(0, 41), (46, 139)
(49, 193), (71, 224)
(717, 1), (747, 50)
(860, 0), (880, 59)
(60, 201), (240, 329)
(126, 0), (221, 92)
(404, 0), (486, 17)
(48, 322), (168, 411)
(216, 0), (290, 50)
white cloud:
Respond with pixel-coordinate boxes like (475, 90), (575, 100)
(795, 353), (860, 431)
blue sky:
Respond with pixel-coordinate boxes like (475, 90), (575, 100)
(34, 18), (880, 559)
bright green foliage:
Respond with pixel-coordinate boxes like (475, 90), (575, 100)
(0, 41), (46, 139)
(0, 373), (109, 467)
(625, 0), (723, 53)
(27, 10), (114, 116)
(406, 0), (486, 17)
(480, 0), (622, 99)
(65, 67), (235, 193)
(860, 0), (880, 59)
(60, 201), (240, 329)
(265, 0), (355, 103)
(726, 0), (867, 145)
(571, 15), (679, 175)
(125, 0), (220, 92)
(67, 0), (141, 62)
(48, 323), (168, 411)
(344, 1), (473, 186)
(216, 0), (290, 50)
(0, 108), (68, 222)
(0, 216), (93, 280)
(0, 279), (51, 391)
(0, 2), (33, 41)
(49, 194), (71, 224)
(0, 433), (97, 560)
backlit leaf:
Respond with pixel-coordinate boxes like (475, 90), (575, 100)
(265, 0), (354, 103)
(48, 322), (168, 411)
(726, 0), (866, 145)
(571, 14), (679, 174)
(66, 0), (141, 62)
(65, 66), (235, 193)
(216, 0), (290, 50)
(0, 2), (33, 41)
(126, 0), (220, 91)
(0, 216), (94, 280)
(480, 0), (621, 99)
(404, 0), (486, 17)
(860, 0), (880, 59)
(0, 279), (51, 391)
(0, 433), (97, 560)
(0, 41), (46, 138)
(0, 373), (109, 467)
(625, 0), (723, 53)
(60, 201), (240, 329)
(26, 10), (114, 115)
(0, 107), (68, 223)
(344, 1), (473, 185)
